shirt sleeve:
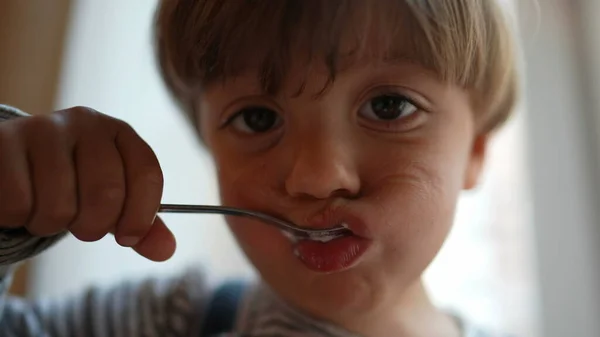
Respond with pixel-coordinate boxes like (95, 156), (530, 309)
(0, 104), (29, 120)
(0, 268), (209, 337)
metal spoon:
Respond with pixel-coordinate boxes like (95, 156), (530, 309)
(158, 204), (352, 241)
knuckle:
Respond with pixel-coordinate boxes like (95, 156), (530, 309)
(26, 115), (58, 135)
(0, 198), (32, 226)
(113, 118), (134, 132)
(23, 116), (65, 146)
(60, 106), (129, 137)
(108, 119), (134, 139)
(55, 106), (103, 129)
(42, 205), (77, 228)
(141, 166), (164, 187)
(64, 106), (101, 118)
(86, 183), (126, 207)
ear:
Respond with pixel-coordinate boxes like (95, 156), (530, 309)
(463, 133), (489, 190)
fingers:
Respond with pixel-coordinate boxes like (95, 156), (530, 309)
(133, 215), (176, 262)
(24, 117), (78, 236)
(0, 127), (33, 228)
(69, 135), (126, 242)
(0, 106), (175, 262)
(113, 123), (164, 247)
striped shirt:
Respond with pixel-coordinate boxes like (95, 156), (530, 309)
(0, 104), (503, 337)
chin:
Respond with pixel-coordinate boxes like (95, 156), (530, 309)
(302, 268), (386, 313)
(249, 242), (390, 318)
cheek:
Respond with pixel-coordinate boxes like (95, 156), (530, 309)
(213, 152), (293, 262)
(214, 152), (279, 209)
(223, 197), (304, 292)
(367, 162), (457, 242)
(360, 138), (471, 269)
(227, 215), (290, 264)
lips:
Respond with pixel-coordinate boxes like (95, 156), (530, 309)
(295, 235), (371, 273)
(304, 209), (372, 238)
(291, 208), (372, 273)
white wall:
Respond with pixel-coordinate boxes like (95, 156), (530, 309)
(28, 0), (255, 299)
(518, 1), (600, 336)
(579, 0), (600, 176)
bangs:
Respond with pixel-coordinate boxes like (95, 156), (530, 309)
(156, 0), (518, 131)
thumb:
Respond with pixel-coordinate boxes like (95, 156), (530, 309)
(133, 215), (176, 262)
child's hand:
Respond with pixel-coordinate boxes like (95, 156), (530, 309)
(0, 106), (175, 261)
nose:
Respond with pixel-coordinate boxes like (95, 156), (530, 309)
(284, 133), (361, 200)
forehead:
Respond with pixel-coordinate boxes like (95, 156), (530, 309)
(202, 60), (441, 104)
(179, 0), (441, 95)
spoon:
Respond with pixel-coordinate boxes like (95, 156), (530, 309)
(158, 204), (352, 242)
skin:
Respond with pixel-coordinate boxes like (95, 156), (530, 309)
(199, 61), (487, 337)
(0, 107), (175, 262)
(0, 61), (487, 336)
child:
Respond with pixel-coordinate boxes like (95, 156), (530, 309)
(0, 0), (519, 336)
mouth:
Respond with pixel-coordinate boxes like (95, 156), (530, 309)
(281, 222), (351, 243)
(287, 212), (373, 273)
(293, 234), (372, 273)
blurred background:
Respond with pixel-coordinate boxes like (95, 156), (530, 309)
(0, 1), (598, 336)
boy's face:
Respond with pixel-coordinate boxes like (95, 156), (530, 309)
(198, 60), (486, 317)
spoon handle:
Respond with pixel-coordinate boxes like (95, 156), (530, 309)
(159, 204), (249, 216)
(159, 204), (304, 234)
(158, 204), (350, 240)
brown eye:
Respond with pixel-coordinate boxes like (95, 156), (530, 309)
(230, 107), (282, 134)
(359, 95), (418, 121)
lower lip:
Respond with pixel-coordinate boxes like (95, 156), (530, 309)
(294, 236), (371, 273)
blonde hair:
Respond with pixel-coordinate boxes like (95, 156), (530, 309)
(155, 0), (520, 133)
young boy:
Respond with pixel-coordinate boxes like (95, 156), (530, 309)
(0, 0), (519, 336)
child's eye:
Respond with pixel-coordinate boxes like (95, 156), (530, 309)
(358, 94), (418, 121)
(229, 107), (283, 134)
